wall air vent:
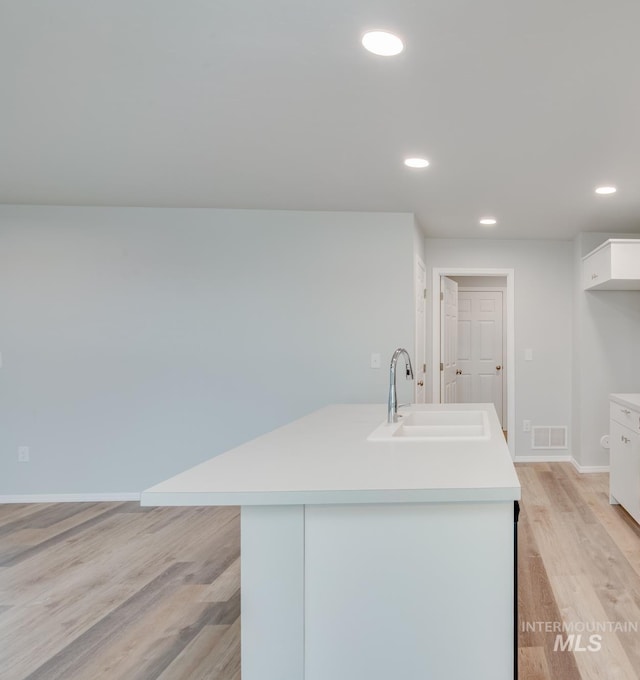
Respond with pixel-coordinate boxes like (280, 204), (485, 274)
(531, 426), (568, 450)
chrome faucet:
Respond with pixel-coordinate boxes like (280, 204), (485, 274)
(388, 348), (414, 423)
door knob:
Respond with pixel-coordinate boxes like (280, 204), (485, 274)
(417, 380), (424, 387)
(496, 365), (502, 371)
(456, 369), (462, 375)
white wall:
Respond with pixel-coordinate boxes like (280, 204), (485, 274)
(0, 206), (416, 495)
(573, 233), (640, 468)
(424, 238), (574, 459)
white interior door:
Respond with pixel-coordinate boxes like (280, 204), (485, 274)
(456, 291), (504, 426)
(414, 257), (427, 403)
(440, 276), (458, 403)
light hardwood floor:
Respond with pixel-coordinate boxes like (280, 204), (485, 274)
(1, 462), (639, 679)
(0, 504), (241, 680)
(517, 463), (640, 680)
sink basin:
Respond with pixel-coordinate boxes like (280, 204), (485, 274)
(368, 409), (490, 442)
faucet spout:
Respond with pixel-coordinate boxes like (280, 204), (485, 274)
(387, 348), (414, 423)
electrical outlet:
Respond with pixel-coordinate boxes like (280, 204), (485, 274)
(18, 446), (29, 463)
(523, 420), (531, 433)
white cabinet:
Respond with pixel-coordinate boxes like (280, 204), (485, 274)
(610, 396), (640, 524)
(583, 239), (640, 290)
(303, 502), (514, 680)
(241, 501), (516, 680)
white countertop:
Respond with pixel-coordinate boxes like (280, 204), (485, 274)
(610, 394), (640, 410)
(141, 403), (521, 506)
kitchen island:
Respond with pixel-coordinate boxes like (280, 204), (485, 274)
(141, 403), (520, 680)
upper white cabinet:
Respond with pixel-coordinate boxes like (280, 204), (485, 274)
(583, 239), (640, 290)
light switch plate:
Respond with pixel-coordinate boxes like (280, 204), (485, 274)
(525, 349), (533, 361)
(370, 353), (381, 369)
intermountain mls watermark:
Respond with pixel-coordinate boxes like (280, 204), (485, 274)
(521, 620), (639, 652)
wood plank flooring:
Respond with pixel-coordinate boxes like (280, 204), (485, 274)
(0, 503), (241, 680)
(517, 463), (640, 680)
(1, 462), (639, 679)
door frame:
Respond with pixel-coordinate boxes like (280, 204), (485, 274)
(431, 267), (515, 458)
(414, 254), (427, 403)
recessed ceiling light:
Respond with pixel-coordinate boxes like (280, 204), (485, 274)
(404, 157), (429, 169)
(479, 218), (497, 226)
(362, 31), (404, 56)
(595, 186), (617, 195)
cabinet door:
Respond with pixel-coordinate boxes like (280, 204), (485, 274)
(610, 241), (640, 281)
(610, 421), (640, 523)
(583, 244), (612, 289)
(304, 503), (514, 680)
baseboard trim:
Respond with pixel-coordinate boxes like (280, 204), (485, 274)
(0, 493), (141, 504)
(569, 458), (610, 474)
(514, 455), (572, 463)
(513, 455), (609, 473)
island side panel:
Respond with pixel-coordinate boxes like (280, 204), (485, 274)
(241, 505), (304, 680)
(304, 502), (514, 680)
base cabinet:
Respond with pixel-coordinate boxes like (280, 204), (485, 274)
(610, 400), (640, 524)
(241, 502), (515, 680)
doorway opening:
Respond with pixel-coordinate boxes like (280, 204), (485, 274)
(431, 268), (515, 458)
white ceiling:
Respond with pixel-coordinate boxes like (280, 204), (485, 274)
(2, 0), (640, 239)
